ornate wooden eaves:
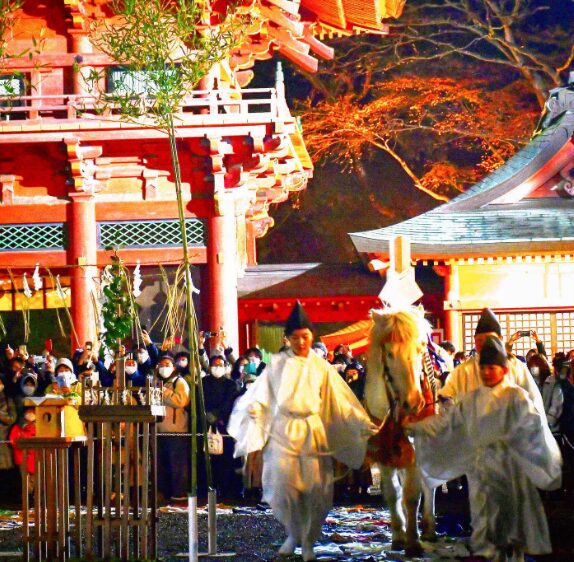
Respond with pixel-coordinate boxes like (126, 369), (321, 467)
(229, 0), (404, 74)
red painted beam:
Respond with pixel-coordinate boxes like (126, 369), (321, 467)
(0, 201), (213, 224)
(0, 251), (68, 268)
(97, 247), (207, 266)
(238, 296), (381, 323)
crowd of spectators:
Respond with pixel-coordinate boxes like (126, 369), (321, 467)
(1, 325), (573, 507)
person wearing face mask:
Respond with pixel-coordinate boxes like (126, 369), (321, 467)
(156, 355), (190, 505)
(311, 342), (328, 361)
(174, 351), (190, 376)
(231, 357), (249, 388)
(12, 370), (40, 420)
(9, 405), (37, 480)
(199, 355), (241, 500)
(528, 354), (564, 433)
(53, 358), (81, 397)
(37, 353), (57, 393)
(123, 356), (146, 387)
(132, 330), (160, 379)
(243, 348), (265, 378)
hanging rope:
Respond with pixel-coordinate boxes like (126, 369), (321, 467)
(7, 268), (30, 343)
(45, 268), (68, 339)
(54, 272), (80, 347)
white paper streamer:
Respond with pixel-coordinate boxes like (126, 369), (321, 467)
(22, 273), (32, 298)
(133, 261), (142, 297)
(32, 263), (43, 291)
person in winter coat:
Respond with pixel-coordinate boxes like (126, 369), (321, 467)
(9, 405), (37, 478)
(201, 355), (240, 500)
(527, 353), (563, 433)
(156, 355), (190, 504)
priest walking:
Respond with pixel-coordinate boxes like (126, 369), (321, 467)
(228, 302), (377, 562)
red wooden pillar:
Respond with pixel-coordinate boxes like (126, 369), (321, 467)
(435, 264), (461, 349)
(69, 192), (98, 351)
(206, 215), (225, 334)
(205, 214), (239, 352)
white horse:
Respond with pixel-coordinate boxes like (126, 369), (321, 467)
(364, 307), (438, 557)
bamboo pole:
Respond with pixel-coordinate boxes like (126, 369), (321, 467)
(167, 115), (214, 562)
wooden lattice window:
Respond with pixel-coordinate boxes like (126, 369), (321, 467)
(462, 310), (574, 357)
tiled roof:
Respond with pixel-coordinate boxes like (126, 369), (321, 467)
(351, 204), (574, 257)
(441, 111), (574, 212)
(237, 262), (383, 298)
(350, 85), (574, 258)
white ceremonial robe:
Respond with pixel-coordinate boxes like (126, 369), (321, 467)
(439, 354), (546, 417)
(411, 378), (562, 558)
(228, 349), (375, 546)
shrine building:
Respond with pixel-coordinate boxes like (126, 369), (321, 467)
(351, 83), (574, 357)
(0, 0), (405, 353)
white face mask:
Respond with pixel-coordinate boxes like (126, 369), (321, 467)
(210, 366), (226, 378)
(24, 412), (36, 422)
(125, 365), (137, 375)
(137, 351), (149, 364)
(176, 360), (188, 369)
(57, 371), (76, 389)
(530, 366), (540, 377)
(334, 363), (346, 373)
(22, 385), (36, 396)
(158, 366), (174, 379)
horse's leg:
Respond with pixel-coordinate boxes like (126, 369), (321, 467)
(420, 477), (437, 542)
(379, 465), (406, 550)
(401, 466), (424, 557)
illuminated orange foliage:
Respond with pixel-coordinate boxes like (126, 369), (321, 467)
(299, 76), (538, 200)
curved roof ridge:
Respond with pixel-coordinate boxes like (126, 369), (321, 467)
(439, 108), (574, 212)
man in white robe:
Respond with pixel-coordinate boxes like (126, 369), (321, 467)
(409, 337), (562, 562)
(439, 308), (545, 417)
(228, 302), (377, 561)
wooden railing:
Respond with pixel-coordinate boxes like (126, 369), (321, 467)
(0, 87), (291, 123)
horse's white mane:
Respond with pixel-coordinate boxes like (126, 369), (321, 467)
(369, 305), (431, 347)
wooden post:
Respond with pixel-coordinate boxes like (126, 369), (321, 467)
(379, 235), (423, 307)
(18, 438), (86, 561)
(79, 391), (164, 560)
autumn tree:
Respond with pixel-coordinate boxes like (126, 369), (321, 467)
(379, 0), (574, 108)
(299, 73), (538, 202)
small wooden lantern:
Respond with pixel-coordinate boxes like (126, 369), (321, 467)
(25, 396), (86, 439)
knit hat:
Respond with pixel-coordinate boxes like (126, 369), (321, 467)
(55, 357), (74, 372)
(158, 354), (175, 365)
(475, 308), (502, 337)
(479, 337), (508, 368)
(284, 301), (314, 335)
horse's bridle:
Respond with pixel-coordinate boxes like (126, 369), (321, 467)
(381, 349), (437, 421)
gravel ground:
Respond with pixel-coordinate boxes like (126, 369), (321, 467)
(0, 491), (573, 561)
